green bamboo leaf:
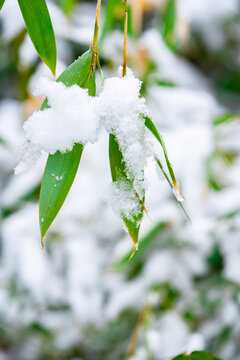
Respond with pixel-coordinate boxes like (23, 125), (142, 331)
(109, 134), (144, 251)
(155, 157), (191, 222)
(0, 0), (5, 10)
(172, 351), (223, 360)
(39, 50), (94, 241)
(144, 116), (176, 184)
(144, 116), (190, 222)
(17, 0), (57, 75)
(39, 144), (83, 240)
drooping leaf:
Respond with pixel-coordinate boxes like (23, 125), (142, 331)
(144, 116), (190, 221)
(39, 50), (94, 240)
(172, 351), (223, 360)
(155, 157), (191, 222)
(0, 0), (5, 10)
(144, 116), (176, 184)
(17, 0), (57, 75)
(109, 134), (144, 250)
(39, 144), (84, 240)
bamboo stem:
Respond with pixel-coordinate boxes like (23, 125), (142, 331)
(91, 0), (102, 67)
(122, 0), (128, 77)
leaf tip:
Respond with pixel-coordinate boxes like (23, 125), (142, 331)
(128, 243), (138, 261)
(41, 238), (45, 255)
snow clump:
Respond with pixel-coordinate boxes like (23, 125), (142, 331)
(24, 77), (99, 154)
(98, 68), (150, 198)
(107, 180), (142, 223)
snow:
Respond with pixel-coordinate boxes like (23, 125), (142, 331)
(98, 68), (150, 197)
(23, 77), (99, 153)
(107, 180), (142, 223)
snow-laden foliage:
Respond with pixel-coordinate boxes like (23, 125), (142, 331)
(0, 0), (240, 360)
(98, 69), (150, 198)
(18, 69), (154, 225)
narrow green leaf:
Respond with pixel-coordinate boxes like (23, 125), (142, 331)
(39, 144), (83, 240)
(145, 116), (190, 222)
(145, 116), (176, 184)
(109, 134), (144, 248)
(0, 0), (5, 10)
(17, 0), (57, 75)
(172, 351), (223, 360)
(155, 157), (191, 222)
(39, 50), (94, 240)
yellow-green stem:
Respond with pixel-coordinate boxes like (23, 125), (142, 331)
(91, 0), (102, 68)
(122, 0), (128, 77)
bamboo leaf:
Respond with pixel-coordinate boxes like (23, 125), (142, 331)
(144, 116), (176, 184)
(39, 144), (83, 240)
(155, 157), (191, 222)
(39, 50), (94, 240)
(17, 0), (57, 75)
(172, 351), (223, 360)
(0, 0), (5, 10)
(144, 116), (190, 222)
(109, 134), (144, 250)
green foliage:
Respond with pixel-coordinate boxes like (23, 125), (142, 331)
(0, 0), (5, 10)
(213, 112), (237, 126)
(60, 0), (78, 16)
(39, 50), (94, 240)
(109, 134), (144, 248)
(145, 116), (190, 221)
(145, 116), (176, 184)
(100, 0), (133, 42)
(172, 351), (223, 360)
(162, 0), (178, 51)
(39, 144), (84, 240)
(17, 0), (57, 75)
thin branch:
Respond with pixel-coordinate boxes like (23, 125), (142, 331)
(122, 0), (128, 77)
(91, 0), (102, 67)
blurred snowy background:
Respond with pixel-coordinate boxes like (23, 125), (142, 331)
(1, 0), (240, 359)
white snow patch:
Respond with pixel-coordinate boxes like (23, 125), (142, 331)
(23, 78), (99, 154)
